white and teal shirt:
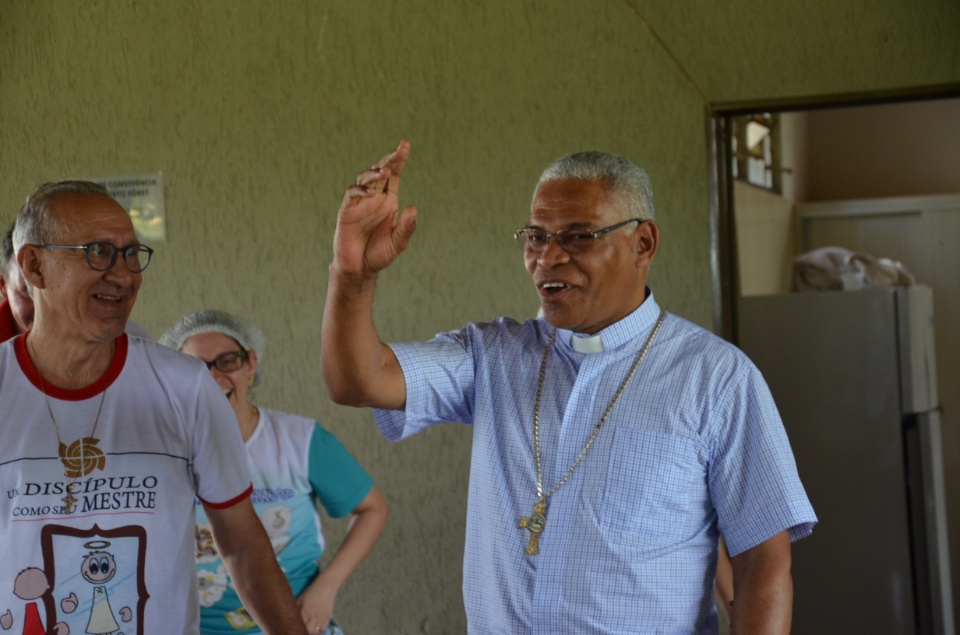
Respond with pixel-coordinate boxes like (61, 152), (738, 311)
(195, 408), (373, 634)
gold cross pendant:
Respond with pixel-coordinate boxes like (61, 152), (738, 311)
(519, 499), (548, 555)
(62, 492), (78, 514)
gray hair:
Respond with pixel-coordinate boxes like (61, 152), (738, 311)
(534, 151), (656, 221)
(13, 181), (111, 253)
(159, 310), (267, 387)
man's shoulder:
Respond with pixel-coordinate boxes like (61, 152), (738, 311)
(124, 321), (154, 340)
(661, 312), (754, 367)
(126, 336), (206, 375)
(463, 315), (542, 338)
(448, 316), (548, 353)
(664, 312), (729, 345)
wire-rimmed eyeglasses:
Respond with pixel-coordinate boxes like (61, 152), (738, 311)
(201, 350), (249, 373)
(37, 241), (154, 273)
(514, 218), (644, 254)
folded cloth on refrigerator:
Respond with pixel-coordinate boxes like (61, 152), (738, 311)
(791, 246), (916, 292)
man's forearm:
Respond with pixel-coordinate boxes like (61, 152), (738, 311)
(730, 531), (793, 634)
(207, 500), (309, 634)
(223, 547), (309, 634)
(321, 267), (405, 409)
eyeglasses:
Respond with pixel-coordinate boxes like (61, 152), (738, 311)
(514, 218), (644, 254)
(201, 350), (249, 373)
(37, 242), (154, 273)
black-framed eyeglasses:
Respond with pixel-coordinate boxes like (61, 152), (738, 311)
(514, 218), (644, 254)
(201, 350), (249, 373)
(37, 241), (154, 273)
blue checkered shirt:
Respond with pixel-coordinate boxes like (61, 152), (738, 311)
(375, 293), (816, 634)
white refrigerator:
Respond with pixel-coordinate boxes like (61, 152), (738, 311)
(740, 286), (954, 635)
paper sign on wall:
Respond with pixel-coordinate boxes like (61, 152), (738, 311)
(91, 173), (166, 242)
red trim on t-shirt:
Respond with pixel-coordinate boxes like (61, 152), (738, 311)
(199, 483), (254, 510)
(15, 333), (128, 401)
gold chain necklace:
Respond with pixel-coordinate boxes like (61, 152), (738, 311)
(36, 373), (108, 514)
(519, 308), (666, 555)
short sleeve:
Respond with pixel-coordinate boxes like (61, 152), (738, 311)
(308, 423), (374, 518)
(190, 365), (252, 507)
(709, 363), (817, 555)
(374, 336), (477, 441)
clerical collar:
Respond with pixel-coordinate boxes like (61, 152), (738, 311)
(570, 333), (605, 354)
(559, 289), (661, 355)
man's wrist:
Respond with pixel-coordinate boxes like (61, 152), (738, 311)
(328, 263), (379, 290)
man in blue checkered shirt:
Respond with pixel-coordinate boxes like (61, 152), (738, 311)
(322, 140), (817, 634)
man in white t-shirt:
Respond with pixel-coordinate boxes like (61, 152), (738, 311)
(0, 181), (309, 634)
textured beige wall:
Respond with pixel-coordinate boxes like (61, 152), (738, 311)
(2, 1), (959, 632)
(633, 0), (960, 103)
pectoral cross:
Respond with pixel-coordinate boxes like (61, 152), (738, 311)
(518, 499), (548, 555)
(62, 491), (78, 514)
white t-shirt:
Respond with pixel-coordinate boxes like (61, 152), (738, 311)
(0, 333), (251, 635)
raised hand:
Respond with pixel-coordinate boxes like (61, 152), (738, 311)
(333, 140), (418, 278)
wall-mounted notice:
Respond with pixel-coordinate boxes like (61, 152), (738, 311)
(91, 173), (166, 242)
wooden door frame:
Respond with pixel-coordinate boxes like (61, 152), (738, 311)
(708, 84), (960, 345)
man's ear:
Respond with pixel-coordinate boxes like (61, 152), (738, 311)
(18, 246), (46, 290)
(635, 220), (659, 265)
(0, 271), (8, 300)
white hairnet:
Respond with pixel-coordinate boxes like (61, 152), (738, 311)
(159, 309), (266, 387)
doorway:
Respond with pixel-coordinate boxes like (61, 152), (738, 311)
(711, 90), (960, 633)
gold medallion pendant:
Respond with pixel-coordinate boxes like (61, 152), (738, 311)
(58, 437), (107, 514)
(59, 437), (107, 478)
(37, 373), (109, 513)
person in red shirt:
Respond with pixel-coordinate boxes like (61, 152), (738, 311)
(0, 223), (34, 341)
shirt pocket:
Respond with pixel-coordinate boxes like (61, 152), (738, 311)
(597, 426), (707, 549)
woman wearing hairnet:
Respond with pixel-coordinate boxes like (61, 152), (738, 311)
(161, 310), (388, 635)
